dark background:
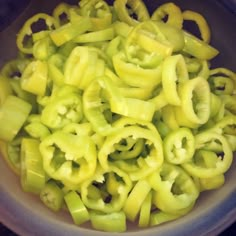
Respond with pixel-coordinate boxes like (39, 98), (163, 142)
(0, 0), (235, 235)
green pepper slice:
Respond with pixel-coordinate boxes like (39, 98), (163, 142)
(41, 85), (83, 130)
(21, 138), (46, 194)
(123, 179), (151, 221)
(64, 190), (90, 225)
(182, 132), (233, 178)
(40, 180), (64, 211)
(16, 13), (58, 54)
(148, 163), (199, 214)
(182, 31), (219, 60)
(98, 125), (163, 181)
(174, 77), (211, 128)
(39, 131), (97, 189)
(183, 10), (211, 43)
(163, 127), (195, 164)
(90, 210), (126, 232)
(21, 60), (48, 96)
(113, 52), (162, 89)
(0, 95), (32, 142)
(162, 54), (189, 106)
(114, 0), (150, 26)
(81, 166), (132, 213)
(124, 21), (173, 68)
(78, 0), (112, 31)
(151, 2), (183, 29)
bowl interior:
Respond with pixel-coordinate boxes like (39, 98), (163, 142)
(0, 0), (236, 235)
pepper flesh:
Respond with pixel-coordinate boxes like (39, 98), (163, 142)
(39, 131), (97, 189)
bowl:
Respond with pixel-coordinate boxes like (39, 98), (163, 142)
(0, 0), (236, 235)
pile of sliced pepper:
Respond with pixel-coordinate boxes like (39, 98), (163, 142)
(0, 0), (235, 232)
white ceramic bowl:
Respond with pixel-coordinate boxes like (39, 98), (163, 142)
(0, 0), (236, 235)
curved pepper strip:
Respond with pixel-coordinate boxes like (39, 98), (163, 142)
(152, 117), (171, 139)
(98, 125), (163, 181)
(196, 60), (210, 79)
(81, 165), (132, 213)
(8, 79), (36, 115)
(50, 17), (92, 46)
(113, 117), (159, 133)
(64, 190), (90, 225)
(209, 76), (234, 95)
(24, 121), (50, 140)
(184, 56), (202, 74)
(0, 75), (12, 106)
(221, 95), (236, 115)
(174, 77), (211, 128)
(113, 52), (162, 89)
(124, 21), (173, 68)
(162, 54), (189, 106)
(62, 122), (92, 136)
(16, 13), (59, 54)
(64, 46), (99, 89)
(56, 41), (77, 57)
(148, 163), (199, 214)
(52, 2), (73, 26)
(182, 31), (219, 60)
(207, 115), (236, 151)
(150, 204), (194, 226)
(119, 86), (154, 100)
(83, 79), (118, 136)
(110, 138), (144, 160)
(39, 131), (97, 189)
(1, 59), (36, 105)
(73, 27), (115, 43)
(7, 137), (23, 174)
(63, 122), (105, 149)
(78, 0), (112, 31)
(47, 54), (65, 87)
(90, 210), (126, 232)
(151, 2), (183, 29)
(185, 58), (210, 80)
(210, 67), (236, 88)
(182, 132), (233, 178)
(198, 173), (225, 191)
(183, 10), (211, 43)
(21, 138), (46, 194)
(123, 179), (151, 221)
(32, 30), (51, 43)
(21, 60), (48, 96)
(149, 90), (168, 111)
(41, 86), (83, 129)
(138, 191), (152, 227)
(163, 127), (195, 164)
(210, 115), (236, 136)
(209, 93), (222, 119)
(150, 211), (182, 226)
(40, 180), (64, 211)
(0, 95), (32, 142)
(100, 76), (155, 122)
(154, 21), (185, 52)
(113, 21), (133, 38)
(0, 58), (30, 80)
(105, 36), (125, 62)
(114, 0), (150, 26)
(161, 105), (179, 131)
(104, 68), (153, 100)
(33, 36), (56, 60)
(0, 140), (20, 175)
(223, 134), (236, 152)
(209, 67), (236, 95)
